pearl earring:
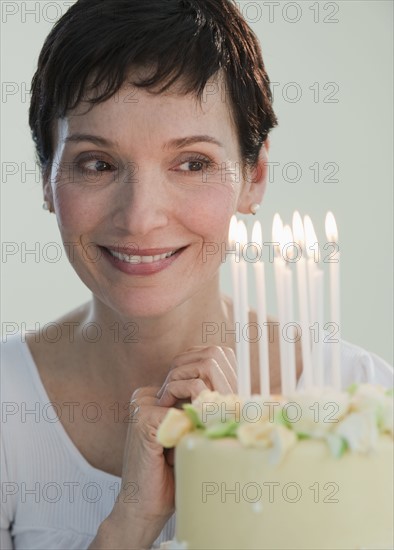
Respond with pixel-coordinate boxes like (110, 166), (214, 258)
(42, 200), (50, 211)
(250, 203), (260, 215)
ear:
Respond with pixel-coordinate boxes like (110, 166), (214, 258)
(237, 137), (270, 214)
(42, 167), (54, 212)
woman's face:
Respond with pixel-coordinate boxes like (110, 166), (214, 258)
(46, 76), (256, 318)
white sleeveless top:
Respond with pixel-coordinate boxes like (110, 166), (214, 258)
(1, 333), (392, 549)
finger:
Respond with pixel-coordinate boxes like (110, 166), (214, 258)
(171, 346), (237, 389)
(220, 346), (237, 372)
(129, 387), (162, 414)
(131, 386), (161, 401)
(130, 395), (158, 408)
(127, 395), (158, 424)
(125, 404), (173, 457)
(212, 347), (237, 389)
(173, 345), (235, 370)
(157, 378), (208, 408)
(156, 358), (234, 400)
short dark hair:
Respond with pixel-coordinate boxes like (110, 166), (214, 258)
(29, 0), (278, 180)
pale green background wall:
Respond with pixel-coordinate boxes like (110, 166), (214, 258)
(1, 1), (393, 364)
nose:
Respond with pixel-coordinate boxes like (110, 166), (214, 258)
(111, 165), (170, 236)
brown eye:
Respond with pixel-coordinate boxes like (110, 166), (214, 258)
(176, 155), (213, 175)
(182, 161), (204, 171)
(92, 160), (113, 171)
(81, 159), (115, 172)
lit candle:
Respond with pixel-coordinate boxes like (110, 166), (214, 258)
(272, 214), (288, 394)
(238, 220), (251, 398)
(325, 211), (341, 390)
(304, 215), (324, 387)
(304, 215), (318, 332)
(292, 211), (313, 389)
(252, 220), (270, 396)
(282, 225), (297, 394)
(228, 216), (242, 394)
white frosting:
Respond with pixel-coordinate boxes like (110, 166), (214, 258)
(157, 385), (394, 549)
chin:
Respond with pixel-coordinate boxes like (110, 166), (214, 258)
(109, 293), (183, 320)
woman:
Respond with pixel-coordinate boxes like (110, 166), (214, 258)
(1, 1), (392, 549)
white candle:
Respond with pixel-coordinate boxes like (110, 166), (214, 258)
(238, 220), (251, 398)
(292, 211), (313, 389)
(325, 211), (341, 390)
(313, 270), (324, 386)
(304, 215), (318, 338)
(228, 216), (242, 394)
(272, 214), (289, 394)
(252, 221), (270, 396)
(304, 215), (324, 387)
(282, 225), (297, 394)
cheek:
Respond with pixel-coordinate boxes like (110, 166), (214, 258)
(52, 183), (106, 236)
(182, 186), (237, 257)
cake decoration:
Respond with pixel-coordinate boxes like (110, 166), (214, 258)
(157, 384), (393, 461)
(156, 210), (393, 549)
(157, 384), (393, 550)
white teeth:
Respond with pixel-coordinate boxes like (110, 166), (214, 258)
(108, 249), (177, 263)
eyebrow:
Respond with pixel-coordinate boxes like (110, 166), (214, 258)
(64, 133), (224, 150)
(163, 135), (224, 150)
(64, 134), (115, 147)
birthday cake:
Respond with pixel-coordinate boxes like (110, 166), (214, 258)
(157, 384), (394, 550)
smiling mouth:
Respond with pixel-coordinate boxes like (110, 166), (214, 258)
(103, 247), (185, 264)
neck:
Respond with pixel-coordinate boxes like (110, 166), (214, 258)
(77, 275), (234, 391)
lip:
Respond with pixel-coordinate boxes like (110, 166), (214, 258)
(100, 245), (187, 275)
(105, 246), (182, 256)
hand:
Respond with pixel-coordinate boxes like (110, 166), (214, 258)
(156, 345), (238, 407)
(106, 386), (175, 548)
(105, 345), (238, 547)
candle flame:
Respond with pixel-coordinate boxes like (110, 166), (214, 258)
(272, 213), (283, 243)
(325, 211), (338, 242)
(251, 220), (262, 247)
(282, 224), (293, 250)
(229, 215), (238, 244)
(304, 215), (318, 259)
(292, 210), (305, 248)
(238, 220), (248, 246)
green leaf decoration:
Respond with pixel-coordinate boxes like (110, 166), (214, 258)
(182, 404), (204, 429)
(326, 433), (349, 458)
(274, 408), (291, 428)
(205, 421), (239, 439)
(376, 403), (385, 431)
(297, 432), (311, 440)
(337, 438), (349, 457)
(347, 383), (359, 395)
